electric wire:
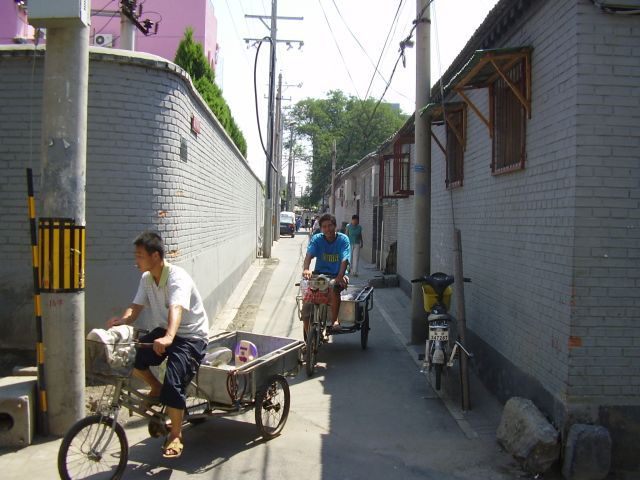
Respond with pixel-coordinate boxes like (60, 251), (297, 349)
(93, 11), (120, 37)
(330, 0), (410, 101)
(254, 37), (270, 157)
(363, 0), (404, 102)
(364, 0), (434, 136)
(224, 0), (253, 71)
(318, 0), (361, 100)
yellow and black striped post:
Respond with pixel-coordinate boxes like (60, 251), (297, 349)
(26, 168), (48, 436)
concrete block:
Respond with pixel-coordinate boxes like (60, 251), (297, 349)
(368, 276), (385, 289)
(562, 424), (611, 480)
(497, 397), (560, 474)
(383, 275), (399, 288)
(0, 376), (36, 448)
(11, 366), (37, 377)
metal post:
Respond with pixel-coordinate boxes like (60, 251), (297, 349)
(330, 139), (336, 214)
(25, 169), (48, 435)
(39, 23), (89, 435)
(286, 128), (295, 211)
(453, 228), (471, 410)
(411, 0), (431, 344)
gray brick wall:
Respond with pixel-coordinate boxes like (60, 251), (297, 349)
(426, 0), (640, 412)
(0, 48), (263, 348)
(569, 1), (640, 402)
(429, 0), (580, 403)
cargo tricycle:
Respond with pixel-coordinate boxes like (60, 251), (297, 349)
(58, 330), (304, 480)
(296, 274), (374, 377)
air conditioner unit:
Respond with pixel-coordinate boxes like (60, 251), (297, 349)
(94, 33), (113, 47)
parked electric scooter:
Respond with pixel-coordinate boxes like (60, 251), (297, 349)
(411, 272), (472, 390)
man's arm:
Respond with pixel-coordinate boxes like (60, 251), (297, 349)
(302, 252), (314, 279)
(153, 304), (183, 355)
(107, 303), (144, 328)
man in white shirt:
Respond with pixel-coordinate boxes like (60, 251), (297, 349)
(108, 231), (209, 459)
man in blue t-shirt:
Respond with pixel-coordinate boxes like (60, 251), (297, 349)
(302, 213), (351, 334)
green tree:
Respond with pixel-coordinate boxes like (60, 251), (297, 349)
(290, 90), (407, 204)
(175, 28), (247, 157)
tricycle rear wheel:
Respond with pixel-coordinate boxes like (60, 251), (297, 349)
(255, 374), (290, 439)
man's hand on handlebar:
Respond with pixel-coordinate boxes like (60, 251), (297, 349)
(153, 335), (174, 356)
(335, 274), (349, 288)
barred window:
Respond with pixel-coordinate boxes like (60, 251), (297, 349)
(491, 60), (526, 173)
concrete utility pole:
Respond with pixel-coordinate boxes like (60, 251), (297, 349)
(274, 72), (283, 240)
(411, 0), (431, 344)
(28, 6), (90, 434)
(330, 139), (337, 214)
(120, 9), (136, 50)
(286, 128), (295, 211)
(245, 4), (302, 257)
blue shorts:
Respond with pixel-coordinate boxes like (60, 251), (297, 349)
(134, 327), (207, 409)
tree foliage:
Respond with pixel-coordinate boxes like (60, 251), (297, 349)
(175, 28), (247, 157)
(290, 90), (407, 204)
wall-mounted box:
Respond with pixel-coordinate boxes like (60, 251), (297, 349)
(27, 0), (90, 28)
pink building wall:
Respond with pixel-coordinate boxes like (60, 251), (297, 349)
(0, 0), (218, 68)
(91, 0), (218, 67)
(0, 1), (34, 44)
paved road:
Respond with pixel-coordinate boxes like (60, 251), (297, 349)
(0, 231), (528, 479)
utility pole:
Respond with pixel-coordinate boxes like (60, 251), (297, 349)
(244, 3), (302, 257)
(330, 140), (337, 214)
(119, 1), (158, 51)
(411, 0), (431, 344)
(120, 9), (136, 50)
(286, 127), (295, 211)
(27, 2), (90, 435)
(274, 72), (282, 240)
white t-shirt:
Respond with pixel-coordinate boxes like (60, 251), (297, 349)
(133, 262), (209, 341)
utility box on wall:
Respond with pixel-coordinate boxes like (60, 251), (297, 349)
(27, 0), (90, 27)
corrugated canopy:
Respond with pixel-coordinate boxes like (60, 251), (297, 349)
(445, 46), (532, 92)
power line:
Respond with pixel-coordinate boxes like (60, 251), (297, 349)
(223, 0), (253, 71)
(318, 0), (361, 100)
(364, 0), (434, 134)
(330, 0), (410, 101)
(363, 0), (404, 102)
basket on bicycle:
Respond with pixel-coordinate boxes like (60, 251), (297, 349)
(301, 275), (331, 304)
(86, 325), (137, 379)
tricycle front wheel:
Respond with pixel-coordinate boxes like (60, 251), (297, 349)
(58, 414), (128, 480)
(255, 374), (290, 439)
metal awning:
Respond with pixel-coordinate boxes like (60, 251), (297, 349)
(444, 46), (532, 136)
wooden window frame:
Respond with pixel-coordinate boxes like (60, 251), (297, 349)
(490, 59), (526, 174)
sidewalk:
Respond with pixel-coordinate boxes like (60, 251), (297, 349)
(340, 260), (505, 441)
